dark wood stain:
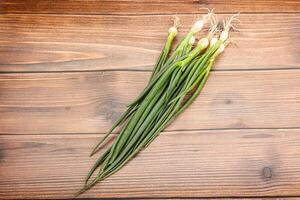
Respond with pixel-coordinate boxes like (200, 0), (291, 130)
(0, 143), (5, 163)
(263, 167), (273, 179)
(224, 99), (232, 105)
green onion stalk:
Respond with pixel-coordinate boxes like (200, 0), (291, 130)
(77, 13), (236, 196)
(89, 19), (179, 157)
(89, 14), (210, 157)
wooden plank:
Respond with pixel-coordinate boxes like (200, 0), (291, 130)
(1, 0), (300, 14)
(1, 70), (300, 134)
(0, 14), (299, 72)
(165, 199), (300, 200)
(158, 199), (300, 200)
(1, 129), (300, 199)
(155, 199), (300, 200)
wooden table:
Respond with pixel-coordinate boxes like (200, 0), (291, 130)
(1, 1), (300, 199)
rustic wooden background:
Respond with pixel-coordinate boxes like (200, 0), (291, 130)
(1, 0), (300, 199)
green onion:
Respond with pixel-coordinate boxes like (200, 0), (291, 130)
(77, 13), (238, 196)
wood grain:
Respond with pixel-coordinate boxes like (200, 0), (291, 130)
(1, 129), (300, 199)
(1, 0), (300, 14)
(0, 14), (299, 72)
(1, 70), (300, 134)
(153, 199), (300, 200)
(1, 1), (300, 200)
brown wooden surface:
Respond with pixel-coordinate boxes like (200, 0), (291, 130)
(1, 0), (300, 14)
(1, 0), (300, 199)
(1, 70), (300, 134)
(1, 129), (300, 199)
(0, 14), (299, 72)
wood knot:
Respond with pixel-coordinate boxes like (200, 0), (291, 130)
(263, 167), (272, 178)
(224, 99), (232, 104)
(0, 148), (4, 163)
(193, 0), (209, 5)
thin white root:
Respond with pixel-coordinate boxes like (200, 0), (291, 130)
(199, 7), (214, 17)
(168, 15), (180, 35)
(219, 13), (240, 42)
(172, 15), (181, 28)
(223, 13), (240, 32)
(224, 39), (238, 48)
(191, 8), (215, 34)
(202, 8), (215, 23)
(207, 12), (221, 39)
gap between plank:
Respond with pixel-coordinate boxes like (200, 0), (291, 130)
(1, 127), (300, 136)
(1, 66), (300, 74)
(68, 195), (300, 200)
(2, 11), (300, 16)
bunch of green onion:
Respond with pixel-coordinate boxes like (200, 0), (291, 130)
(77, 12), (237, 195)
